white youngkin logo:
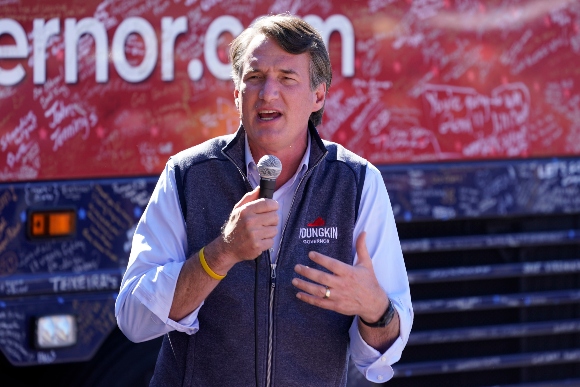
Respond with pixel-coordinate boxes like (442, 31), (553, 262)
(299, 227), (338, 244)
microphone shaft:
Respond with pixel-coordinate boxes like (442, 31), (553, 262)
(259, 178), (276, 199)
(256, 178), (276, 261)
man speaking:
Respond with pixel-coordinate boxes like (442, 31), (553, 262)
(115, 13), (413, 386)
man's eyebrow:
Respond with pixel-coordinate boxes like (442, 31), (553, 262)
(243, 67), (299, 76)
(280, 68), (299, 76)
(243, 67), (259, 74)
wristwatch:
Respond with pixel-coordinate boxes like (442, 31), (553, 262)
(360, 299), (395, 328)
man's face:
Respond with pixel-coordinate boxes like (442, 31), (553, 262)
(234, 34), (326, 158)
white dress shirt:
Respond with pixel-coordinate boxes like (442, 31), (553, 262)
(115, 135), (413, 383)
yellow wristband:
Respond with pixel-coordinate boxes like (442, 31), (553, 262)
(199, 247), (226, 280)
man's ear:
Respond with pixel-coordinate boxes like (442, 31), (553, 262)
(313, 83), (326, 111)
(234, 89), (240, 111)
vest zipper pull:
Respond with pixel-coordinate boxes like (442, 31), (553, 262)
(270, 263), (277, 279)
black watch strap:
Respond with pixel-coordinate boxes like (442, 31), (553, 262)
(360, 299), (395, 328)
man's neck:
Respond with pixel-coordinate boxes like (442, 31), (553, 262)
(249, 134), (308, 190)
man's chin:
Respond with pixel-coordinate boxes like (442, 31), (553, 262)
(252, 133), (283, 147)
(247, 125), (283, 139)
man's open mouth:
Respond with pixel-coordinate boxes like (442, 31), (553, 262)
(258, 110), (282, 121)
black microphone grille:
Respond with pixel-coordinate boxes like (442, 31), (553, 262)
(257, 155), (282, 180)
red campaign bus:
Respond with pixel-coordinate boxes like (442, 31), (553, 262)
(1, 0), (580, 385)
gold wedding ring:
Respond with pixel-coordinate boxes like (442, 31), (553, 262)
(323, 286), (331, 299)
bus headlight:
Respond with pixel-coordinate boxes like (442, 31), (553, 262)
(36, 315), (77, 349)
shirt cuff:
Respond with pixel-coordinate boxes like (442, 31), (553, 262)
(349, 299), (412, 383)
(165, 304), (202, 334)
(349, 317), (395, 383)
(133, 260), (201, 334)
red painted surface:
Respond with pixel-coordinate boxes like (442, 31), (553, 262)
(1, 0), (579, 182)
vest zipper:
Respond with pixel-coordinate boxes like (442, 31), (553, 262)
(266, 261), (276, 387)
(265, 152), (327, 387)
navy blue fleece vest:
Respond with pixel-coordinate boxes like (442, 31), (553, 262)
(150, 124), (367, 387)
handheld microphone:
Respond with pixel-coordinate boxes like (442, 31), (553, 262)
(257, 155), (282, 199)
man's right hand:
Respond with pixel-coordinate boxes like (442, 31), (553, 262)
(170, 186), (279, 320)
(218, 186), (279, 264)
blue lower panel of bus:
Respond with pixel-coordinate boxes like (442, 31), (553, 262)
(1, 157), (579, 370)
(0, 292), (118, 366)
(0, 177), (158, 366)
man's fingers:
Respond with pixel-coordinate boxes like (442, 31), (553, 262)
(292, 232), (382, 317)
(222, 186), (280, 261)
(251, 198), (279, 214)
(292, 279), (334, 312)
(234, 186), (260, 209)
(294, 291), (334, 311)
(355, 231), (372, 267)
(292, 277), (329, 298)
(294, 262), (338, 288)
(236, 187), (279, 215)
(255, 225), (278, 240)
(307, 251), (349, 276)
(259, 212), (279, 227)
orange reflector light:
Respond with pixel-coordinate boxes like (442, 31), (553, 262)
(29, 210), (76, 238)
(49, 213), (73, 235)
(31, 213), (46, 236)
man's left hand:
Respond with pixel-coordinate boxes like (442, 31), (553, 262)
(292, 231), (389, 323)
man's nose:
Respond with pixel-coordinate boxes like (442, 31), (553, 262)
(258, 77), (279, 101)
